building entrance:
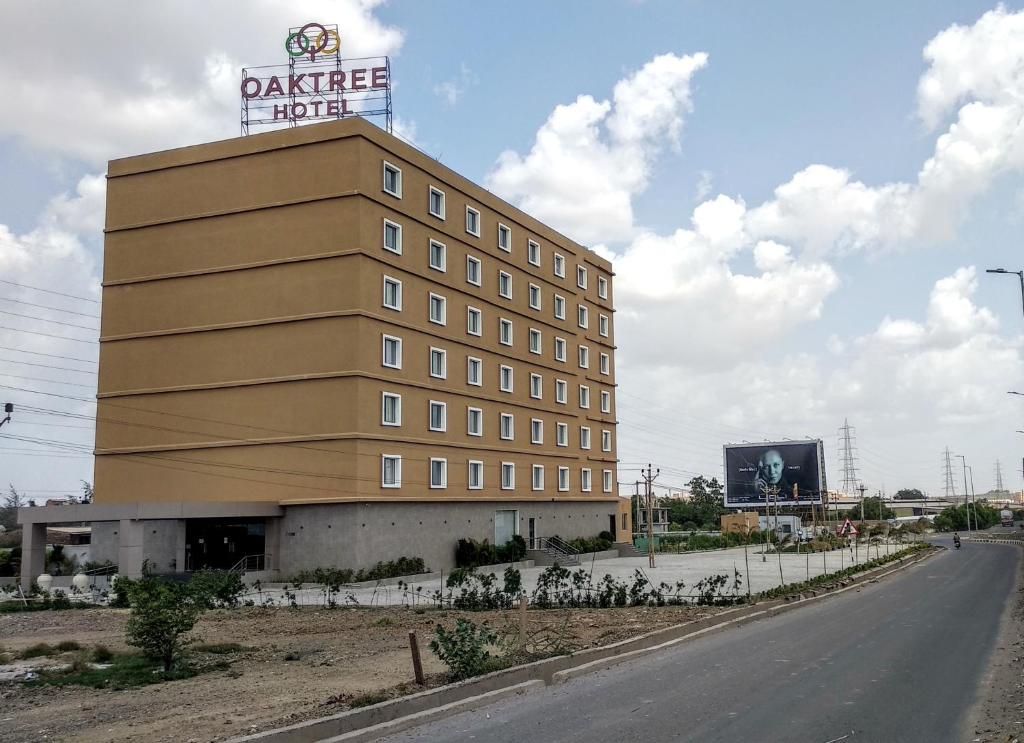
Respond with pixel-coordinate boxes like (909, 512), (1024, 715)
(185, 519), (265, 571)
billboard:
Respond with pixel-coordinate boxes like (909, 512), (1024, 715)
(723, 440), (825, 507)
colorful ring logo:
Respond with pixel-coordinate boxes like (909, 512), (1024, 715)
(285, 23), (341, 62)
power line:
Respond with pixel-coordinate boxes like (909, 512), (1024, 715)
(0, 295), (100, 319)
(0, 278), (100, 304)
(0, 326), (97, 344)
(0, 308), (98, 331)
(0, 358), (98, 374)
(0, 372), (96, 390)
(0, 346), (97, 364)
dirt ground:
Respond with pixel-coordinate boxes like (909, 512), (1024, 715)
(0, 603), (722, 743)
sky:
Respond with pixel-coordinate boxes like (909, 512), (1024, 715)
(1, 0), (1023, 502)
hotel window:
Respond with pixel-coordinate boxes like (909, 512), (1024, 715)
(429, 239), (446, 272)
(467, 356), (482, 386)
(556, 422), (568, 447)
(554, 295), (566, 320)
(532, 464), (545, 491)
(577, 265), (588, 289)
(499, 318), (513, 346)
(466, 206), (481, 237)
(602, 429), (612, 452)
(579, 385), (590, 409)
(529, 328), (542, 355)
(600, 390), (611, 413)
(500, 364), (514, 392)
(382, 454), (402, 487)
(580, 426), (591, 450)
(599, 314), (609, 337)
(581, 468), (592, 492)
(528, 240), (541, 266)
(467, 407), (483, 437)
(429, 293), (447, 325)
(603, 469), (613, 493)
(558, 466), (569, 492)
(498, 223), (511, 252)
(578, 304), (589, 329)
(501, 462), (515, 490)
(383, 219), (402, 254)
(499, 271), (512, 299)
(429, 347), (447, 379)
(467, 307), (482, 336)
(554, 253), (565, 278)
(500, 413), (515, 440)
(578, 345), (589, 368)
(382, 335), (402, 369)
(429, 186), (446, 219)
(430, 458), (448, 488)
(598, 275), (608, 299)
(554, 337), (566, 362)
(530, 373), (543, 399)
(381, 392), (401, 426)
(555, 379), (567, 404)
(466, 255), (482, 286)
(429, 401), (447, 432)
(468, 460), (484, 490)
(531, 418), (543, 445)
(383, 161), (402, 198)
(382, 275), (402, 311)
(600, 352), (610, 375)
(529, 284), (542, 310)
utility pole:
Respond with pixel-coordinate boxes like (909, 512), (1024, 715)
(996, 460), (1005, 493)
(642, 464), (660, 569)
(956, 454), (972, 531)
(967, 465), (978, 532)
(942, 448), (957, 501)
(0, 403), (11, 429)
(838, 419), (859, 496)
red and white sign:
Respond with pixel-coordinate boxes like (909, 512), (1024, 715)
(837, 518), (859, 537)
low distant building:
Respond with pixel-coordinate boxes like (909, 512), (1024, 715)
(721, 512), (760, 535)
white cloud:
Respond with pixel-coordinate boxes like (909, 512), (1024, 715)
(433, 63), (477, 106)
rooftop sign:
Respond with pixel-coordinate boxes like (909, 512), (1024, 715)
(240, 23), (392, 135)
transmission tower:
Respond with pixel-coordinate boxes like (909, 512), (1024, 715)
(942, 447), (957, 499)
(996, 460), (1005, 492)
(837, 419), (859, 495)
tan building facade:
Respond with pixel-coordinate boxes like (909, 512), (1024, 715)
(20, 118), (629, 582)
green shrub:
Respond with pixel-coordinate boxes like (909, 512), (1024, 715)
(109, 575), (133, 608)
(20, 643), (55, 659)
(91, 645), (114, 663)
(566, 535), (614, 554)
(188, 570), (244, 609)
(125, 576), (203, 672)
(429, 618), (500, 681)
(55, 640), (81, 652)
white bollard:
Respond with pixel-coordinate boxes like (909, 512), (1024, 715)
(36, 574), (53, 593)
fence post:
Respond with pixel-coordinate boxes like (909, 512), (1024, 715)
(408, 631), (425, 685)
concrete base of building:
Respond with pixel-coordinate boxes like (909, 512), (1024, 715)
(17, 499), (624, 589)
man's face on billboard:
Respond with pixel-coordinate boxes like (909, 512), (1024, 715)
(763, 450), (784, 484)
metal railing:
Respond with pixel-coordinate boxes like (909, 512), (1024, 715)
(228, 554), (268, 574)
(538, 536), (580, 565)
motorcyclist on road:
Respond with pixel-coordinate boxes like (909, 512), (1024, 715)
(953, 532), (961, 549)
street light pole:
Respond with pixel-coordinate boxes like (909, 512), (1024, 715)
(986, 268), (1024, 321)
(0, 403), (12, 429)
(956, 454), (972, 531)
(967, 465), (978, 532)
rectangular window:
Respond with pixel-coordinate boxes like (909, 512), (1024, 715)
(429, 400), (447, 432)
(532, 464), (545, 491)
(429, 186), (446, 219)
(602, 429), (612, 452)
(383, 219), (402, 254)
(577, 265), (588, 289)
(500, 413), (515, 440)
(555, 379), (567, 404)
(467, 307), (482, 336)
(466, 255), (482, 286)
(383, 275), (402, 311)
(558, 466), (569, 491)
(554, 294), (566, 320)
(529, 328), (542, 355)
(600, 390), (611, 413)
(499, 364), (514, 392)
(529, 284), (542, 310)
(554, 337), (566, 362)
(466, 206), (481, 237)
(578, 304), (589, 329)
(382, 454), (402, 487)
(598, 275), (608, 300)
(528, 240), (540, 266)
(554, 253), (565, 278)
(383, 161), (402, 198)
(468, 460), (484, 490)
(599, 314), (609, 337)
(499, 270), (512, 299)
(579, 385), (590, 409)
(429, 347), (447, 379)
(429, 293), (447, 325)
(382, 334), (402, 369)
(429, 239), (446, 272)
(530, 373), (543, 399)
(600, 352), (610, 375)
(467, 407), (483, 437)
(580, 426), (591, 450)
(556, 422), (568, 447)
(498, 223), (511, 252)
(578, 345), (589, 368)
(603, 469), (613, 493)
(381, 392), (401, 426)
(467, 356), (482, 386)
(581, 468), (592, 492)
(430, 457), (448, 488)
(499, 318), (513, 346)
(501, 462), (515, 490)
(531, 418), (543, 445)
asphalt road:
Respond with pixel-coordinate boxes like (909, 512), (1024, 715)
(381, 539), (1020, 743)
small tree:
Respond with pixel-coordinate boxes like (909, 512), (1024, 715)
(1, 484), (23, 531)
(429, 618), (499, 680)
(125, 577), (202, 672)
